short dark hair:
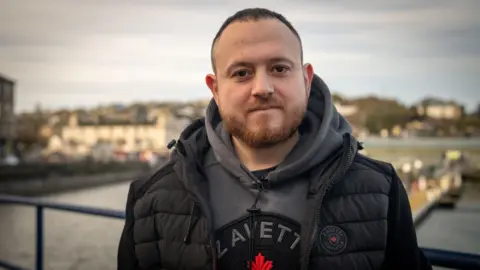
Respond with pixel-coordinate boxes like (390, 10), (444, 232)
(210, 8), (303, 72)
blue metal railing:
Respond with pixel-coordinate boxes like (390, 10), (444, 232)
(0, 194), (124, 270)
(1, 194), (480, 270)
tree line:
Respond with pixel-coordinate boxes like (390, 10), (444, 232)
(332, 93), (480, 136)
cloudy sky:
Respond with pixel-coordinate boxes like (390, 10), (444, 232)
(1, 0), (479, 113)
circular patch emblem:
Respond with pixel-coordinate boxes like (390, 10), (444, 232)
(319, 226), (348, 254)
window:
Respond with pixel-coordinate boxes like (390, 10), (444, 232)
(3, 104), (11, 118)
(0, 82), (3, 100)
(3, 83), (11, 101)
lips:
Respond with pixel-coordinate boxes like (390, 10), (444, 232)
(249, 106), (281, 112)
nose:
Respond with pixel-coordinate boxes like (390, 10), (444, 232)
(251, 71), (274, 97)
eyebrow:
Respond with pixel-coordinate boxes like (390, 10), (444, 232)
(225, 57), (296, 75)
(268, 57), (295, 67)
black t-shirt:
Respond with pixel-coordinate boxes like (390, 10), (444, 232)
(214, 166), (302, 270)
(251, 167), (275, 179)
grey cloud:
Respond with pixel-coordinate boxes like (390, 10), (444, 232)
(15, 79), (210, 112)
(300, 20), (480, 61)
(417, 24), (480, 57)
(295, 0), (477, 13)
(1, 0), (478, 112)
(0, 32), (74, 47)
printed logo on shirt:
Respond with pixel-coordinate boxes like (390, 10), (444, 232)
(318, 225), (348, 254)
(215, 212), (301, 270)
(248, 253), (272, 270)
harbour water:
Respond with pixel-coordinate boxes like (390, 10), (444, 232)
(362, 137), (480, 149)
(0, 182), (130, 270)
(1, 138), (479, 269)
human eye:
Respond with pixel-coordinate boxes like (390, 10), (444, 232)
(271, 65), (290, 75)
(232, 69), (252, 79)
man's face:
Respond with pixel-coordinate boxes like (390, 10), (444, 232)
(206, 19), (314, 148)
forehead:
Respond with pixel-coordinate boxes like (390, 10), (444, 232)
(214, 19), (302, 69)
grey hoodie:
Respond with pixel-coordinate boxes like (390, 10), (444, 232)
(204, 74), (352, 226)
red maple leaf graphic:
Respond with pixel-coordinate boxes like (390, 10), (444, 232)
(250, 252), (273, 270)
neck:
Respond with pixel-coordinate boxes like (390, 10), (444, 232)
(232, 132), (300, 171)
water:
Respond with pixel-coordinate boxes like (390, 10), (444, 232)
(416, 184), (480, 270)
(362, 137), (480, 169)
(2, 182), (480, 270)
(0, 182), (130, 270)
(1, 138), (479, 269)
(362, 137), (480, 149)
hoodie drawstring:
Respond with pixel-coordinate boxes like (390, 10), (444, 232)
(247, 176), (268, 269)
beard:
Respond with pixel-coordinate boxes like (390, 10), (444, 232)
(220, 98), (307, 149)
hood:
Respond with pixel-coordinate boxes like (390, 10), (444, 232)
(203, 74), (352, 186)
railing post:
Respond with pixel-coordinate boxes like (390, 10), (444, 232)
(36, 206), (44, 270)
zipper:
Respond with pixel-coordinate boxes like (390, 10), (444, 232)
(175, 143), (218, 270)
(191, 198), (217, 270)
(211, 238), (217, 270)
(196, 190), (217, 269)
(184, 202), (199, 243)
(303, 137), (354, 269)
(191, 184), (217, 270)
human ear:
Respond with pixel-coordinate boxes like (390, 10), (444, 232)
(206, 74), (219, 103)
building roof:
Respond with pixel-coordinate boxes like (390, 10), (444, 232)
(419, 97), (459, 106)
(0, 72), (16, 83)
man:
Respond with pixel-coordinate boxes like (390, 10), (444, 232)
(118, 8), (431, 270)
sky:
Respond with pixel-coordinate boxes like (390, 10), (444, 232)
(0, 0), (479, 113)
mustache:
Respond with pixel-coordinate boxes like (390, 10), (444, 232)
(247, 100), (284, 112)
